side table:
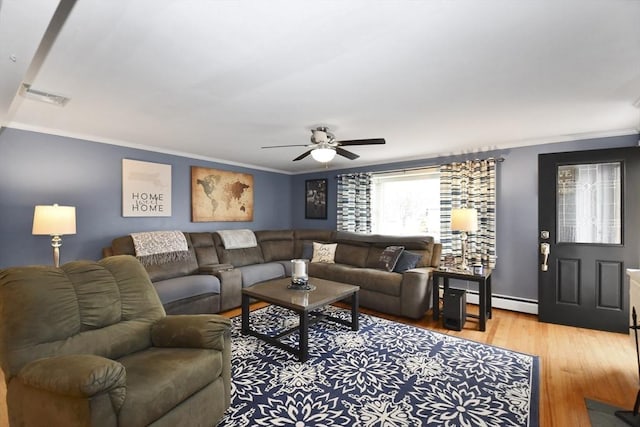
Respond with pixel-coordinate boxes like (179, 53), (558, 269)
(432, 268), (492, 331)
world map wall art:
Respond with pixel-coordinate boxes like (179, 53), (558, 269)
(191, 166), (254, 222)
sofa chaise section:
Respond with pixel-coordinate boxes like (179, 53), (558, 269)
(104, 232), (241, 314)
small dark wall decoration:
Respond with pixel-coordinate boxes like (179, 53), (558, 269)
(305, 179), (327, 219)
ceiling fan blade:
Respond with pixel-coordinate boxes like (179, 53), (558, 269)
(293, 150), (312, 161)
(337, 138), (386, 146)
(261, 144), (309, 149)
(336, 147), (359, 160)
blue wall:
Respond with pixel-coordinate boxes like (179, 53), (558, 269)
(0, 128), (292, 268)
(1, 127), (637, 305)
(291, 134), (639, 302)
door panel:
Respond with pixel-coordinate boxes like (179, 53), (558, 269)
(596, 261), (622, 309)
(538, 146), (640, 333)
(557, 258), (580, 304)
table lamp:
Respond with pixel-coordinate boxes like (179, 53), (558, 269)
(451, 207), (478, 270)
(32, 204), (76, 267)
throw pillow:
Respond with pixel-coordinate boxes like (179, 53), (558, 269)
(311, 242), (337, 263)
(393, 250), (422, 272)
(375, 246), (405, 272)
(302, 241), (314, 259)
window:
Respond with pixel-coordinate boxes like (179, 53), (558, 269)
(557, 162), (621, 244)
(371, 168), (440, 239)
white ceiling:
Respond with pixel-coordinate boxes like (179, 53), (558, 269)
(1, 0), (639, 174)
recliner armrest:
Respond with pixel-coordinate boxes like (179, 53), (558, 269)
(17, 354), (126, 411)
(151, 314), (231, 351)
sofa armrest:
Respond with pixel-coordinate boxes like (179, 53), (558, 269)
(400, 268), (433, 319)
(199, 264), (243, 311)
(431, 244), (442, 268)
(151, 314), (231, 351)
(199, 263), (234, 274)
(17, 354), (126, 411)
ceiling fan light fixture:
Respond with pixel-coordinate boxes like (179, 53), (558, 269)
(311, 147), (336, 163)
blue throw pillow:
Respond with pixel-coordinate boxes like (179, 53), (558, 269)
(302, 241), (314, 259)
(393, 250), (422, 272)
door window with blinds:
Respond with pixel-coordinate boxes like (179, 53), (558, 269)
(371, 168), (440, 239)
(556, 162), (621, 244)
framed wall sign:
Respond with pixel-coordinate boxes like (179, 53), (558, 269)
(305, 179), (327, 219)
(122, 159), (172, 217)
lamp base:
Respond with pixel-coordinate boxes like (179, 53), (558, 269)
(457, 264), (471, 272)
(459, 232), (469, 271)
(51, 234), (62, 268)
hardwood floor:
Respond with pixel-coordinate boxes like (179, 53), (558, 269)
(0, 304), (635, 427)
(227, 302), (637, 427)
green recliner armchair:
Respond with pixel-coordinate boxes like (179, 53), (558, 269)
(0, 255), (231, 427)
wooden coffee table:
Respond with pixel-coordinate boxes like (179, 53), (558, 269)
(241, 277), (360, 362)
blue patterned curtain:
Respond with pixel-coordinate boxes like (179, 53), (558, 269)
(336, 173), (372, 232)
(440, 159), (497, 268)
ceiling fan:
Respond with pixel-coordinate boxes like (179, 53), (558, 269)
(261, 127), (386, 163)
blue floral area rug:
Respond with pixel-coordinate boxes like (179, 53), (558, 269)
(219, 305), (539, 426)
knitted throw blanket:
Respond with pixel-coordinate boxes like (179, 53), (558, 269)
(130, 231), (190, 266)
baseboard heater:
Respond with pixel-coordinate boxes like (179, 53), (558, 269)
(439, 289), (538, 315)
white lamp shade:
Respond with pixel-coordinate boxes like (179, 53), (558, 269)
(310, 147), (336, 163)
(451, 208), (478, 233)
(32, 204), (77, 235)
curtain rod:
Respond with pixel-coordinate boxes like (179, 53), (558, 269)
(336, 156), (505, 177)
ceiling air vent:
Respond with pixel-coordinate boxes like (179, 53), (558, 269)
(20, 84), (70, 106)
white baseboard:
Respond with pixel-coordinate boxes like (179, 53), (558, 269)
(440, 289), (539, 315)
(468, 292), (538, 315)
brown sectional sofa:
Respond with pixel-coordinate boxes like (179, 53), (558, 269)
(104, 229), (441, 319)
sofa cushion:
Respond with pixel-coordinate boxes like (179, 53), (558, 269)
(307, 263), (355, 284)
(393, 250), (423, 272)
(257, 230), (295, 262)
(294, 230), (335, 257)
(353, 268), (403, 297)
(260, 240), (295, 262)
(311, 242), (337, 263)
(308, 263), (402, 297)
(64, 261), (123, 330)
(354, 233), (435, 268)
(109, 236), (200, 282)
(118, 347), (223, 427)
(421, 241), (438, 267)
(189, 233), (220, 266)
(375, 246), (405, 272)
(334, 243), (369, 267)
(213, 232), (265, 267)
(238, 263), (285, 287)
(153, 275), (220, 305)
